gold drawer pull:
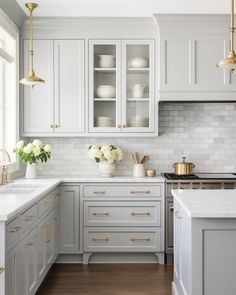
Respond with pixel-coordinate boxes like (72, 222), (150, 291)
(0, 267), (5, 274)
(27, 241), (34, 246)
(9, 226), (21, 233)
(130, 237), (150, 242)
(24, 215), (35, 221)
(130, 190), (150, 194)
(53, 193), (61, 198)
(93, 212), (110, 216)
(41, 201), (51, 206)
(131, 212), (150, 216)
(93, 190), (106, 194)
(92, 238), (109, 242)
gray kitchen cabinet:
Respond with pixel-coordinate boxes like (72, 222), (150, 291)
(60, 185), (80, 253)
(155, 15), (236, 101)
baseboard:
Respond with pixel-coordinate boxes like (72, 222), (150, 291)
(55, 253), (160, 264)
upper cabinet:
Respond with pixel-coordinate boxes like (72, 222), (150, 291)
(22, 39), (85, 136)
(154, 15), (236, 101)
(89, 39), (156, 134)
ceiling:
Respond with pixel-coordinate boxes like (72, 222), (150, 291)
(15, 0), (231, 17)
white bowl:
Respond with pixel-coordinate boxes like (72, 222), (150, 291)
(129, 57), (148, 68)
(98, 55), (115, 68)
(97, 85), (116, 98)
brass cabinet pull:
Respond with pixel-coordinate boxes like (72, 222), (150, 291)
(41, 201), (51, 206)
(27, 241), (34, 246)
(54, 124), (59, 128)
(122, 124), (126, 128)
(9, 226), (21, 233)
(24, 215), (35, 221)
(50, 124), (54, 128)
(130, 190), (150, 194)
(93, 190), (106, 194)
(175, 211), (181, 219)
(130, 237), (150, 242)
(92, 238), (109, 242)
(53, 193), (61, 198)
(117, 124), (121, 128)
(93, 212), (110, 216)
(130, 212), (150, 216)
(0, 267), (5, 274)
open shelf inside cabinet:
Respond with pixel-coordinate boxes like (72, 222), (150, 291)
(94, 101), (116, 128)
(126, 100), (150, 128)
(93, 44), (116, 69)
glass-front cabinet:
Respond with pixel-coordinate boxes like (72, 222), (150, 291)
(89, 39), (155, 134)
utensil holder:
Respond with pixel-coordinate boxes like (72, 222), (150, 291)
(133, 164), (146, 177)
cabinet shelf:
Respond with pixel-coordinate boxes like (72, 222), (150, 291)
(127, 68), (149, 73)
(94, 68), (116, 73)
(127, 98), (149, 101)
(94, 98), (116, 101)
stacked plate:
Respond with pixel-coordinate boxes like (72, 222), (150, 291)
(95, 116), (113, 127)
(129, 116), (148, 127)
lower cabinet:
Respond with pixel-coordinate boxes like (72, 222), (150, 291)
(60, 185), (80, 253)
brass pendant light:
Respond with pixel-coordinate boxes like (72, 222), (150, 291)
(20, 3), (45, 86)
(217, 0), (236, 72)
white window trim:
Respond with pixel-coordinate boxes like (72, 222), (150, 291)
(0, 8), (20, 173)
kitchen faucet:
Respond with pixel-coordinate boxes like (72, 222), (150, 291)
(0, 149), (11, 185)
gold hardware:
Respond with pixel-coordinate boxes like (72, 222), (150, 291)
(93, 190), (106, 194)
(53, 193), (61, 196)
(9, 226), (21, 233)
(131, 212), (150, 216)
(130, 237), (150, 241)
(92, 238), (109, 241)
(117, 124), (121, 128)
(217, 0), (236, 71)
(27, 241), (34, 246)
(50, 124), (54, 128)
(175, 211), (181, 219)
(130, 190), (150, 194)
(93, 212), (110, 216)
(41, 201), (51, 206)
(54, 124), (59, 128)
(0, 267), (5, 274)
(24, 215), (35, 221)
(20, 3), (45, 86)
(0, 149), (11, 186)
(122, 124), (126, 128)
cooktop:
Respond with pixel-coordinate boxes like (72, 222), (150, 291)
(164, 173), (236, 180)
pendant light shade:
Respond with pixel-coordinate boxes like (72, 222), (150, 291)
(20, 3), (45, 86)
(217, 0), (236, 72)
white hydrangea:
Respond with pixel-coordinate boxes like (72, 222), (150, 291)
(88, 144), (124, 164)
(23, 146), (31, 154)
(44, 144), (52, 153)
(26, 143), (34, 152)
(32, 139), (43, 148)
(16, 140), (24, 150)
(33, 146), (41, 156)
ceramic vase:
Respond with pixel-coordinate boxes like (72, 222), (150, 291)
(98, 161), (116, 177)
(25, 163), (37, 179)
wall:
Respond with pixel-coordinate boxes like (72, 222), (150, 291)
(35, 102), (236, 176)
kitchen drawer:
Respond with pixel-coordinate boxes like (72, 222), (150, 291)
(6, 216), (23, 250)
(84, 227), (161, 252)
(20, 204), (38, 232)
(38, 188), (60, 218)
(83, 185), (161, 198)
(84, 201), (161, 226)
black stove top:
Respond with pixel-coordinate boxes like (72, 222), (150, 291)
(164, 173), (199, 180)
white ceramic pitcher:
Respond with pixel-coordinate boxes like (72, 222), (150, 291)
(131, 84), (145, 98)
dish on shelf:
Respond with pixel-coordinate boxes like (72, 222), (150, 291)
(129, 116), (148, 127)
(98, 55), (115, 68)
(96, 85), (116, 98)
(130, 83), (146, 98)
(95, 116), (113, 127)
(128, 57), (148, 68)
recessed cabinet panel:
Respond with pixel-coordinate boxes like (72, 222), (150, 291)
(23, 40), (54, 133)
(164, 40), (190, 86)
(195, 39), (225, 85)
(54, 40), (85, 133)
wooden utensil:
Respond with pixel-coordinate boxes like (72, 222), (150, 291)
(141, 155), (150, 164)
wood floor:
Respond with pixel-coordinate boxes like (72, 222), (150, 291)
(36, 264), (173, 295)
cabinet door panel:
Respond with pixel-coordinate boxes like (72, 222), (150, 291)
(54, 40), (85, 133)
(6, 249), (17, 295)
(27, 229), (37, 295)
(23, 40), (54, 133)
(37, 220), (47, 281)
(53, 206), (59, 258)
(60, 186), (80, 253)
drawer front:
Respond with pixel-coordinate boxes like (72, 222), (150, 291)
(83, 185), (161, 198)
(84, 227), (161, 252)
(38, 188), (60, 218)
(84, 201), (161, 226)
(6, 217), (23, 249)
(21, 204), (38, 232)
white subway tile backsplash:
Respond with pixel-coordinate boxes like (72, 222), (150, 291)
(34, 102), (236, 176)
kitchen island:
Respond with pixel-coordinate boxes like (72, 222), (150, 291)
(172, 189), (236, 295)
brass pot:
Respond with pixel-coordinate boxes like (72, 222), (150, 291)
(173, 157), (195, 175)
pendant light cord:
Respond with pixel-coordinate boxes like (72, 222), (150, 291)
(230, 0), (235, 52)
(29, 7), (34, 76)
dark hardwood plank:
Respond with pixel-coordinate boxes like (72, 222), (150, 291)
(36, 264), (173, 295)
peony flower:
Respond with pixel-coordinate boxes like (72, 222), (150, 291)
(33, 139), (43, 148)
(44, 144), (52, 153)
(33, 146), (41, 156)
(16, 140), (24, 150)
(23, 146), (31, 154)
(26, 143), (34, 152)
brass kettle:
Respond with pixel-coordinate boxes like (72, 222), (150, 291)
(173, 157), (195, 175)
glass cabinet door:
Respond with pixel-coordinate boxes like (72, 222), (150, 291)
(89, 40), (121, 132)
(122, 40), (155, 133)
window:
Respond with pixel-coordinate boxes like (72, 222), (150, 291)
(0, 9), (19, 170)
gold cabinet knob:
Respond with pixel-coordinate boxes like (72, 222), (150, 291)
(122, 124), (126, 128)
(117, 124), (121, 128)
(54, 124), (59, 128)
(27, 241), (34, 246)
(50, 124), (54, 128)
(0, 267), (5, 273)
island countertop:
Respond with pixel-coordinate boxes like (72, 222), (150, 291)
(172, 189), (236, 218)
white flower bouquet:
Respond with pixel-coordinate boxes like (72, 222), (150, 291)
(13, 139), (52, 164)
(88, 144), (124, 164)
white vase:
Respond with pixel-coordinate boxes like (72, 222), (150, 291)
(133, 164), (146, 177)
(98, 161), (116, 177)
(25, 163), (37, 179)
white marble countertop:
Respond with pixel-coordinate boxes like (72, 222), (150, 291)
(0, 176), (165, 222)
(172, 189), (236, 218)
